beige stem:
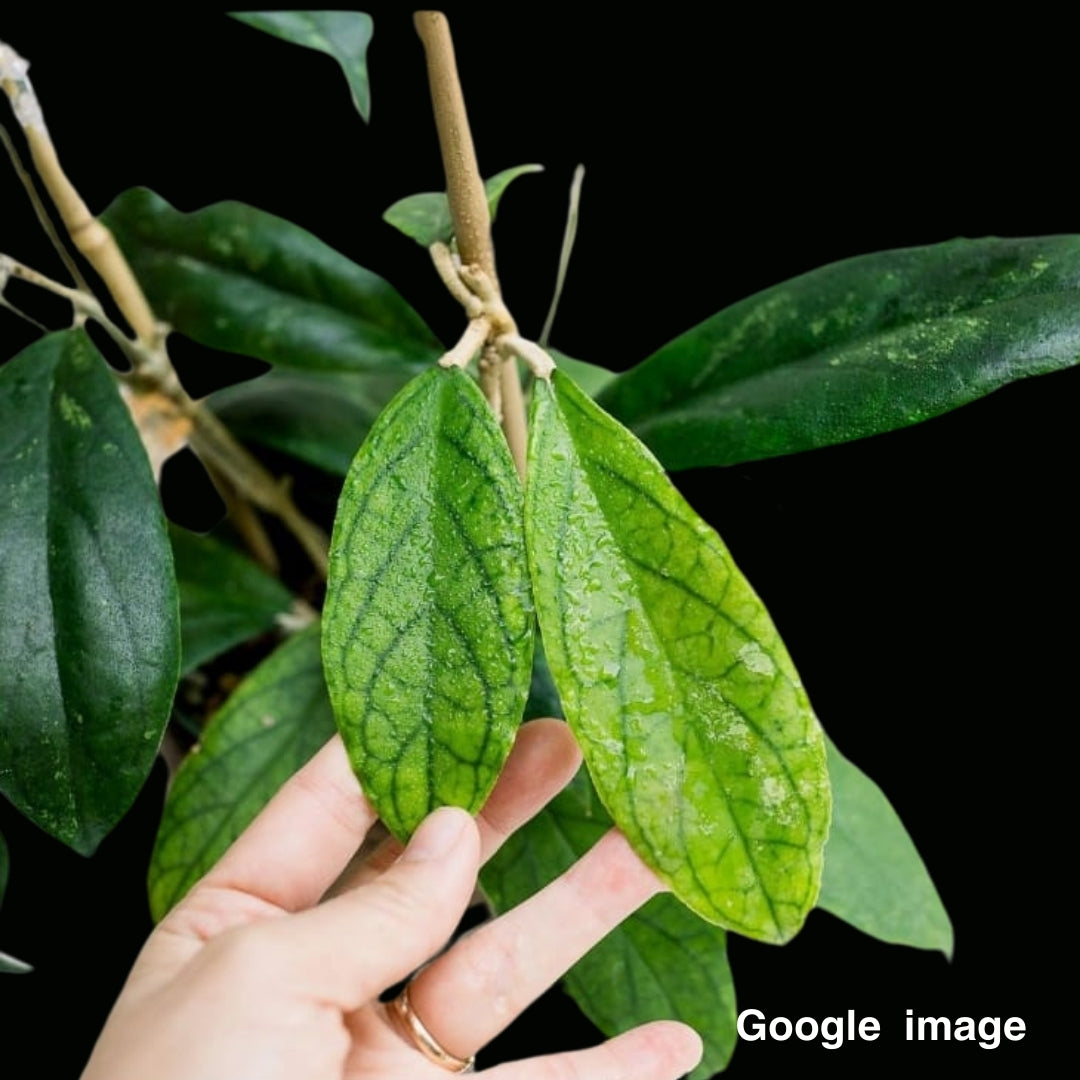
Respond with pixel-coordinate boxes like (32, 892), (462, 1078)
(414, 12), (529, 477)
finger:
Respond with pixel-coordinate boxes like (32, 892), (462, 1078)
(409, 828), (664, 1061)
(199, 735), (377, 912)
(267, 805), (482, 1009)
(482, 1021), (703, 1080)
(340, 718), (581, 888)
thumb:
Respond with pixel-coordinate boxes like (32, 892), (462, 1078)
(268, 807), (480, 1009)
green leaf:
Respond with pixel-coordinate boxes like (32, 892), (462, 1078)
(0, 330), (180, 854)
(148, 623), (334, 920)
(209, 367), (411, 475)
(323, 367), (534, 840)
(526, 372), (830, 943)
(383, 164), (544, 248)
(598, 236), (1080, 469)
(231, 11), (374, 122)
(482, 768), (735, 1079)
(819, 736), (953, 956)
(102, 187), (441, 373)
(546, 349), (616, 398)
(0, 952), (32, 975)
(170, 525), (296, 675)
(0, 832), (31, 975)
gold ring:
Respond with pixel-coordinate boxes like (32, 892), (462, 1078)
(387, 981), (476, 1074)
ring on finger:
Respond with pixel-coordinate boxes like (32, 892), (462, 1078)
(388, 981), (476, 1074)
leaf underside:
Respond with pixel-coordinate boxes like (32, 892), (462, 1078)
(599, 235), (1080, 469)
(102, 187), (440, 374)
(482, 766), (736, 1079)
(0, 330), (179, 854)
(231, 11), (374, 122)
(148, 624), (334, 921)
(322, 367), (534, 840)
(820, 736), (953, 956)
(526, 371), (830, 944)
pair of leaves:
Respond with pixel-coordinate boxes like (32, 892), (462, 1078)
(0, 330), (179, 855)
(383, 164), (544, 249)
(322, 364), (830, 944)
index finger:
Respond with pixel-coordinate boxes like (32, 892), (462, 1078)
(199, 734), (377, 912)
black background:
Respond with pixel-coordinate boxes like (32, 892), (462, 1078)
(0, 6), (1069, 1075)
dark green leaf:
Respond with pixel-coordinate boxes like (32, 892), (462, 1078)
(546, 349), (616, 398)
(231, 11), (374, 121)
(0, 331), (180, 854)
(526, 372), (830, 943)
(482, 768), (735, 1079)
(209, 367), (410, 475)
(170, 525), (296, 675)
(148, 623), (334, 920)
(102, 188), (441, 373)
(598, 236), (1080, 469)
(383, 164), (543, 248)
(323, 367), (534, 840)
(819, 737), (953, 956)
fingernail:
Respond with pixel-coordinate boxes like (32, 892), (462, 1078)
(401, 806), (470, 862)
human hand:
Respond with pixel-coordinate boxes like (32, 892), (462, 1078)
(80, 718), (703, 1080)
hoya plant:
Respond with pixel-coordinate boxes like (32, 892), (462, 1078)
(0, 9), (1069, 1076)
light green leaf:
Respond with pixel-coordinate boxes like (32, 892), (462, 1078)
(0, 331), (180, 855)
(819, 737), (953, 956)
(526, 372), (830, 943)
(598, 235), (1080, 469)
(209, 367), (411, 475)
(323, 367), (534, 840)
(148, 624), (334, 920)
(546, 349), (616, 398)
(170, 525), (296, 675)
(383, 164), (544, 248)
(231, 11), (373, 121)
(482, 767), (736, 1079)
(102, 187), (441, 373)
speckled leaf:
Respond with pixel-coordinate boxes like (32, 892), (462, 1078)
(231, 11), (373, 121)
(323, 367), (534, 839)
(148, 624), (334, 920)
(102, 188), (440, 373)
(209, 367), (410, 475)
(170, 525), (296, 675)
(483, 766), (736, 1079)
(0, 331), (180, 855)
(527, 372), (830, 943)
(819, 736), (953, 956)
(598, 235), (1080, 469)
(383, 164), (543, 248)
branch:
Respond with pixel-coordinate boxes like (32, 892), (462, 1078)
(1, 43), (157, 345)
(414, 12), (529, 477)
